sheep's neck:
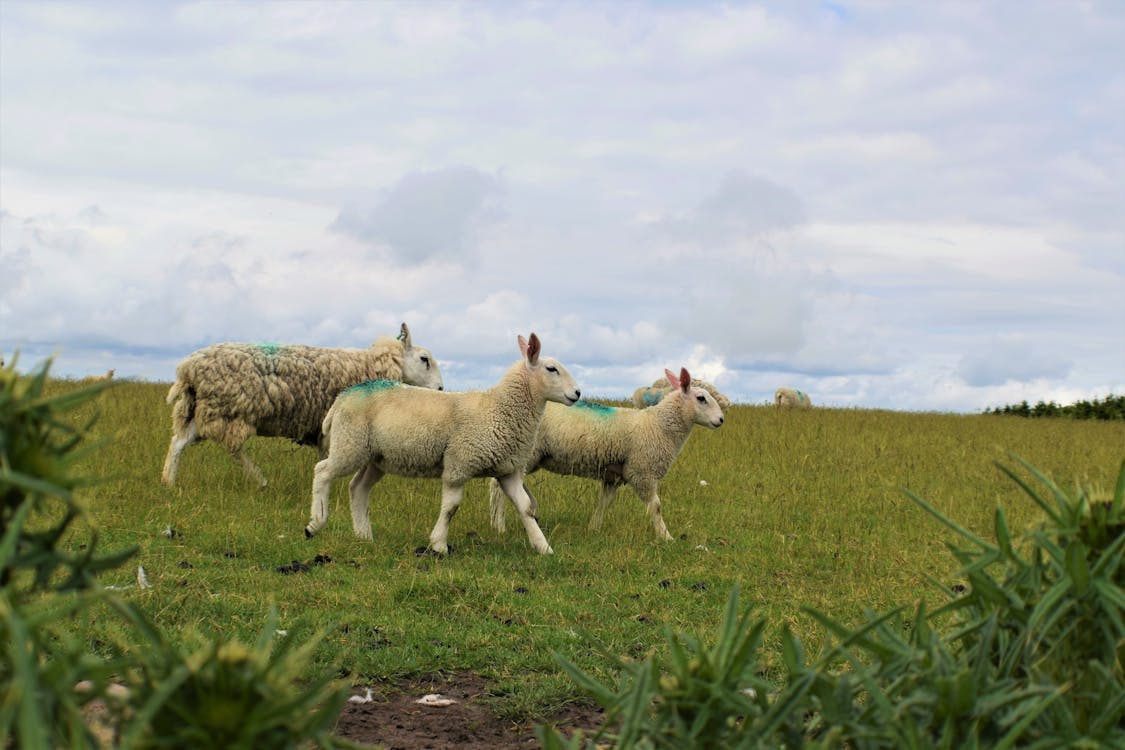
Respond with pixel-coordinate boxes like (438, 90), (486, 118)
(484, 366), (545, 454)
(650, 398), (695, 448)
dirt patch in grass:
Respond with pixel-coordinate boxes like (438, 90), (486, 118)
(333, 672), (604, 749)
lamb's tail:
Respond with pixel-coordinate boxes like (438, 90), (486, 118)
(166, 380), (195, 433)
(488, 478), (507, 532)
(321, 402), (338, 443)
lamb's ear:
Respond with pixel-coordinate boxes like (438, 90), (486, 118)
(518, 335), (528, 359)
(398, 322), (412, 348)
(679, 368), (691, 393)
(664, 368), (678, 390)
(526, 333), (541, 365)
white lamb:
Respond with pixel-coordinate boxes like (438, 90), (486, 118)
(305, 333), (580, 555)
(161, 323), (444, 488)
(774, 387), (812, 409)
(490, 367), (724, 541)
(632, 376), (731, 411)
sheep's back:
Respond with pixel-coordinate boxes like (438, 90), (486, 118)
(534, 402), (643, 477)
(332, 382), (457, 477)
(176, 341), (404, 440)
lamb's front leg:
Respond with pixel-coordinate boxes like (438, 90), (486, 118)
(589, 483), (619, 530)
(634, 479), (674, 541)
(498, 473), (553, 554)
(428, 482), (464, 554)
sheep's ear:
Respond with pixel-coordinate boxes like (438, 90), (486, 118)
(526, 333), (541, 365)
(398, 322), (412, 348)
(679, 368), (691, 392)
(518, 335), (528, 359)
(664, 368), (678, 390)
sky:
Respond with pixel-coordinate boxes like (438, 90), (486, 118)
(1, 1), (1122, 412)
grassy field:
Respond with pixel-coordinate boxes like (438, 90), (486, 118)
(46, 377), (1125, 719)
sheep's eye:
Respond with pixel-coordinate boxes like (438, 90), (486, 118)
(546, 365), (558, 373)
(696, 395), (707, 403)
(420, 356), (431, 368)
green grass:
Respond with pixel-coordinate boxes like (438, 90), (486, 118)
(46, 378), (1125, 719)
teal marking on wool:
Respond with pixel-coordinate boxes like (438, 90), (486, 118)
(642, 389), (663, 406)
(796, 390), (807, 403)
(574, 400), (617, 417)
(345, 379), (399, 395)
(254, 343), (284, 356)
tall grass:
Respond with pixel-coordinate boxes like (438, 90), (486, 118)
(45, 377), (1125, 716)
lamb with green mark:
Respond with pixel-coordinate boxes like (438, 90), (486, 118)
(490, 367), (724, 541)
(305, 332), (580, 555)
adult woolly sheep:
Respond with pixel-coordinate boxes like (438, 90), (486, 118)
(632, 376), (731, 411)
(305, 333), (580, 555)
(774, 387), (812, 409)
(490, 367), (724, 541)
(161, 322), (444, 488)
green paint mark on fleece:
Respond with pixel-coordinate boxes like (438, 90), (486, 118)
(573, 400), (616, 417)
(254, 343), (285, 356)
(345, 379), (399, 396)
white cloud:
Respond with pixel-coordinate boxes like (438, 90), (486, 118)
(1, 1), (1122, 410)
(957, 338), (1072, 388)
(331, 167), (505, 264)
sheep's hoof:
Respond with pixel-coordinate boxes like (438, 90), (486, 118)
(304, 527), (314, 539)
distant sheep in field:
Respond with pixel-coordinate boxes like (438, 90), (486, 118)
(774, 387), (812, 409)
(305, 333), (580, 555)
(632, 376), (731, 411)
(78, 369), (115, 383)
(490, 367), (724, 541)
(161, 323), (444, 488)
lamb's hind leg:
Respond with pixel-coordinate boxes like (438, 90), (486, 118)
(306, 452), (363, 538)
(348, 463), (383, 541)
(161, 419), (199, 486)
(498, 473), (552, 555)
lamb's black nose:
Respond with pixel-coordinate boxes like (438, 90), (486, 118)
(575, 390), (581, 399)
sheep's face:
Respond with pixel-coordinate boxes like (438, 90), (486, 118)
(687, 386), (725, 429)
(401, 345), (444, 391)
(533, 355), (581, 406)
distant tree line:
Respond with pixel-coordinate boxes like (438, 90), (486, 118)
(985, 394), (1125, 420)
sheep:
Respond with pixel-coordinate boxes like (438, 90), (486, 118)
(632, 376), (731, 411)
(161, 322), (444, 488)
(774, 387), (812, 409)
(490, 367), (724, 542)
(304, 333), (580, 555)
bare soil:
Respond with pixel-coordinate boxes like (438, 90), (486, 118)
(333, 672), (605, 749)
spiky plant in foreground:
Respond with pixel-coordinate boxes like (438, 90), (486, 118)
(1, 357), (358, 749)
(539, 456), (1125, 749)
